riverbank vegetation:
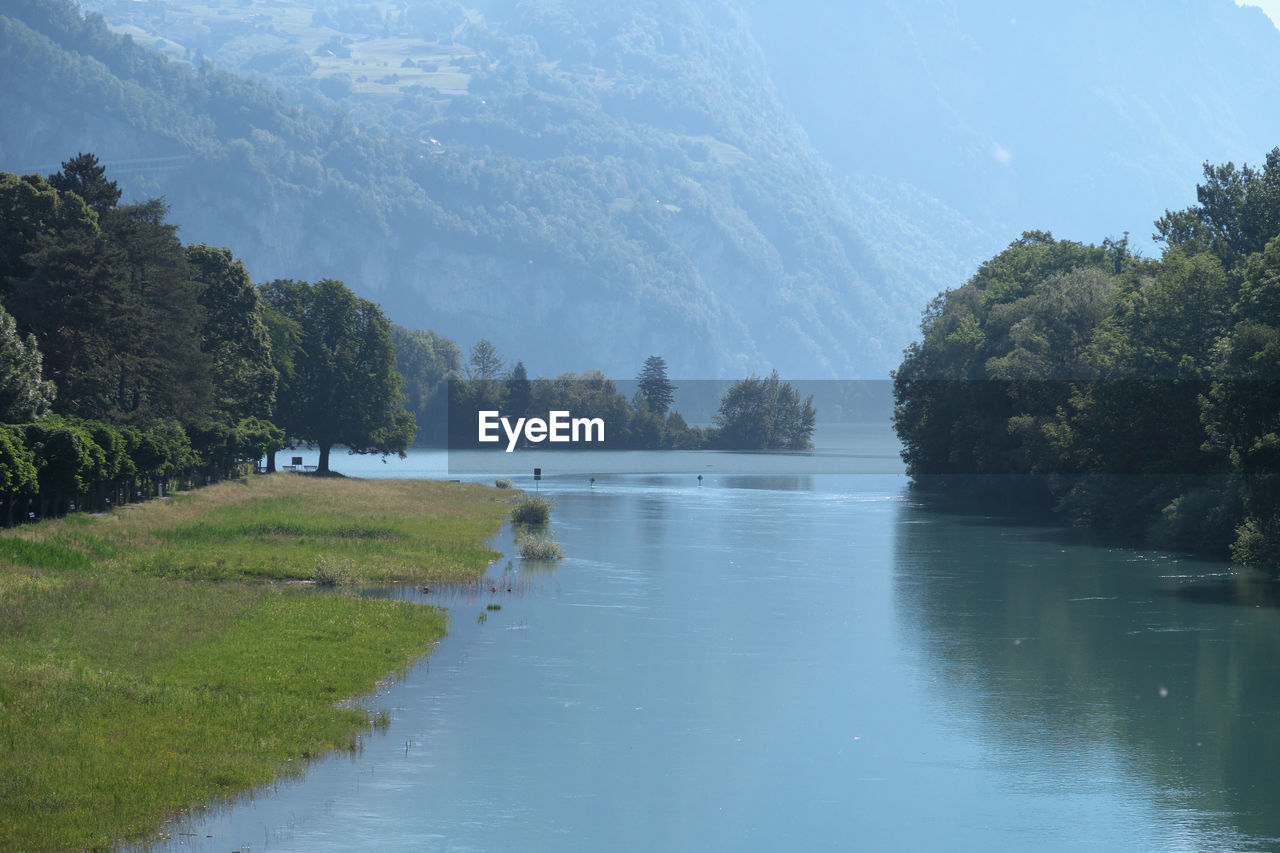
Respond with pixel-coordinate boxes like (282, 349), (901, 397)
(893, 147), (1280, 570)
(0, 153), (415, 524)
(0, 155), (811, 522)
(506, 493), (563, 560)
(0, 474), (508, 850)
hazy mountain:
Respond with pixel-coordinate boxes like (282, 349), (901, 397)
(747, 0), (1280, 252)
(5, 0), (1280, 379)
(2, 0), (948, 379)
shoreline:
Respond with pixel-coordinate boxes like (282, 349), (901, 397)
(0, 474), (510, 851)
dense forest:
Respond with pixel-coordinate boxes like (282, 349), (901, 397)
(893, 148), (1280, 570)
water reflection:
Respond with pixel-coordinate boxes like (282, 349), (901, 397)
(714, 475), (815, 492)
(893, 495), (1280, 849)
(126, 468), (1280, 852)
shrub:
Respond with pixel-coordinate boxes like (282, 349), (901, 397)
(509, 494), (553, 525)
(494, 477), (513, 489)
(311, 555), (358, 587)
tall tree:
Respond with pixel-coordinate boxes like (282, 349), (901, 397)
(186, 243), (276, 421)
(636, 355), (675, 416)
(1, 173), (121, 417)
(96, 199), (212, 424)
(0, 172), (99, 293)
(505, 361), (532, 418)
(392, 325), (460, 445)
(47, 152), (121, 214)
(259, 299), (302, 472)
(467, 338), (504, 381)
(0, 304), (54, 422)
(1154, 148), (1280, 271)
(260, 278), (414, 473)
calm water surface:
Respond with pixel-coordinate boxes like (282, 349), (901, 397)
(142, 433), (1280, 851)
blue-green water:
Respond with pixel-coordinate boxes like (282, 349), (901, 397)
(142, 438), (1280, 851)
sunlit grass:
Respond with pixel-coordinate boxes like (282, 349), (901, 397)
(0, 474), (509, 850)
(2, 476), (509, 585)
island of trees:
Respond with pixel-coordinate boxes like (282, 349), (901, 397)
(443, 349), (816, 451)
(893, 147), (1280, 571)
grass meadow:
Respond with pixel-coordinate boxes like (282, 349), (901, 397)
(0, 475), (509, 851)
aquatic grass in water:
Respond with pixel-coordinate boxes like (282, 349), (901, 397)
(517, 528), (564, 560)
(373, 709), (392, 732)
(510, 493), (554, 525)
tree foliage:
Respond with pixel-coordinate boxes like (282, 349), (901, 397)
(260, 278), (415, 472)
(0, 155), (424, 521)
(636, 355), (675, 416)
(392, 324), (460, 445)
(47, 151), (121, 214)
(0, 304), (55, 422)
(187, 243), (277, 421)
(895, 149), (1280, 568)
(712, 371), (815, 450)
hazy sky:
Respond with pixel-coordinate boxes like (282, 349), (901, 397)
(1239, 0), (1280, 27)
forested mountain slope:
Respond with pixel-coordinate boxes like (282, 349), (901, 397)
(1, 0), (940, 378)
(8, 0), (1280, 378)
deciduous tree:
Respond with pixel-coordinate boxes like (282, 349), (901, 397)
(260, 278), (414, 473)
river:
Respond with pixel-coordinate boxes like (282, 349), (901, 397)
(138, 427), (1280, 851)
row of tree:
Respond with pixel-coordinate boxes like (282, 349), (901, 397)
(0, 154), (415, 521)
(0, 153), (815, 522)
(445, 347), (816, 451)
(892, 147), (1280, 570)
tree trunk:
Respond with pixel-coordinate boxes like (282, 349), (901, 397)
(267, 452), (276, 473)
(318, 442), (332, 474)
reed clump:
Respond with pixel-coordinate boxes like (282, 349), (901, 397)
(509, 493), (554, 525)
(517, 528), (564, 560)
(311, 554), (358, 587)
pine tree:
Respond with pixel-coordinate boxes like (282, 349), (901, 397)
(48, 153), (122, 214)
(637, 355), (675, 416)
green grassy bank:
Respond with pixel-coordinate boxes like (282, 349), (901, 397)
(0, 475), (510, 851)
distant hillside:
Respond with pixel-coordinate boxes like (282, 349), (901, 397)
(1, 0), (948, 379)
(9, 0), (1280, 380)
